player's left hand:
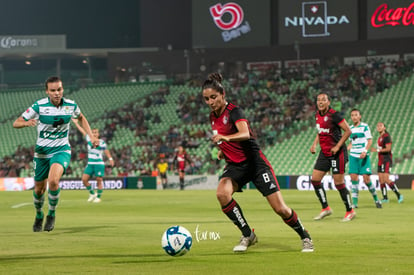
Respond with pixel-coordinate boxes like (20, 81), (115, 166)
(330, 146), (340, 155)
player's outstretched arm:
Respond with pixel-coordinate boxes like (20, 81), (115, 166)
(13, 117), (37, 129)
(71, 118), (87, 136)
(77, 113), (99, 147)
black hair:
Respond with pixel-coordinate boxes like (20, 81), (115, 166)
(45, 76), (62, 90)
(202, 72), (224, 94)
(317, 92), (331, 101)
(350, 108), (361, 115)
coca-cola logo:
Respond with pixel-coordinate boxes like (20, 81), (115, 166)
(371, 3), (414, 27)
(209, 2), (244, 30)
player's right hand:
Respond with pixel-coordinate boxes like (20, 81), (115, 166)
(26, 119), (37, 127)
(310, 145), (316, 154)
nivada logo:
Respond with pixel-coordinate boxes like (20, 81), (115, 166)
(284, 1), (350, 37)
(209, 2), (251, 42)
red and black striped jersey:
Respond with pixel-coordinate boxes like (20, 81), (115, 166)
(315, 108), (346, 157)
(209, 102), (260, 163)
(378, 132), (392, 164)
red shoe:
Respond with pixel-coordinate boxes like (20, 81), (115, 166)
(342, 209), (356, 222)
(313, 206), (332, 220)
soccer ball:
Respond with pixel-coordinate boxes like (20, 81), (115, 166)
(161, 225), (193, 256)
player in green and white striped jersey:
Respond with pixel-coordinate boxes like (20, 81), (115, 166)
(73, 120), (114, 203)
(347, 109), (381, 209)
(13, 76), (99, 232)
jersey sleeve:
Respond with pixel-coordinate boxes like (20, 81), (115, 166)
(22, 103), (39, 121)
(383, 134), (392, 145)
(332, 111), (344, 126)
(72, 103), (81, 119)
(230, 106), (247, 124)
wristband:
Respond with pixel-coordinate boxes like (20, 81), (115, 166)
(363, 149), (367, 153)
(377, 149), (380, 152)
(109, 158), (113, 160)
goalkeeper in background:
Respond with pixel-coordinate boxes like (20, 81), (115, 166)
(347, 109), (381, 209)
(73, 120), (114, 203)
(156, 154), (169, 189)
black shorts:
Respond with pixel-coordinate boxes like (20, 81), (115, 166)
(378, 161), (392, 173)
(220, 154), (280, 197)
(160, 172), (167, 179)
(314, 149), (348, 174)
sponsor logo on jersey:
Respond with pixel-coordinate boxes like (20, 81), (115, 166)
(223, 115), (228, 125)
(316, 123), (330, 134)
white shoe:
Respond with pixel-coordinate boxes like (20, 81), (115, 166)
(233, 231), (257, 252)
(301, 238), (314, 252)
(313, 207), (333, 220)
(93, 197), (101, 203)
(87, 193), (97, 202)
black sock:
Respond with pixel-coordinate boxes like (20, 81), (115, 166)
(180, 178), (184, 190)
(283, 209), (310, 240)
(380, 184), (388, 199)
(311, 181), (328, 208)
(336, 183), (352, 211)
(388, 182), (401, 199)
(222, 199), (251, 237)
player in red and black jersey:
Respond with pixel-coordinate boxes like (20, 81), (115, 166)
(172, 146), (192, 190)
(310, 93), (355, 222)
(371, 122), (403, 203)
(202, 72), (313, 253)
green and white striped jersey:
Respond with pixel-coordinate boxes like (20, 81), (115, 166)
(86, 135), (107, 165)
(349, 122), (372, 158)
(22, 97), (80, 158)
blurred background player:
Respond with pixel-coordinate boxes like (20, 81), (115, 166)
(347, 109), (381, 209)
(372, 122), (403, 203)
(310, 93), (355, 222)
(73, 120), (114, 203)
(13, 76), (98, 232)
(202, 72), (313, 253)
(172, 146), (192, 190)
(156, 154), (169, 189)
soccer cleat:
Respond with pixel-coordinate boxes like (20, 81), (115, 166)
(313, 206), (332, 220)
(301, 238), (314, 253)
(93, 197), (101, 203)
(341, 209), (356, 222)
(381, 199), (389, 203)
(33, 217), (43, 232)
(44, 215), (55, 232)
(375, 201), (382, 209)
(87, 193), (97, 202)
(233, 231), (258, 252)
(398, 195), (404, 204)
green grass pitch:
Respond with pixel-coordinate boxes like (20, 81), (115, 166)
(0, 189), (413, 274)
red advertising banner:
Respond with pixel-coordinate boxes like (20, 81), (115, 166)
(368, 0), (414, 39)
